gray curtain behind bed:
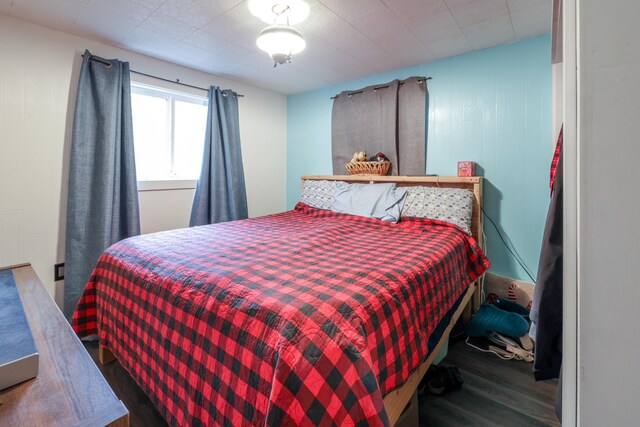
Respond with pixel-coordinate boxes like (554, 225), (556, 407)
(332, 80), (399, 175)
(398, 77), (427, 175)
(64, 50), (140, 319)
(190, 86), (248, 226)
(331, 77), (427, 176)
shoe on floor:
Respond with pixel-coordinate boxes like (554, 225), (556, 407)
(427, 366), (464, 395)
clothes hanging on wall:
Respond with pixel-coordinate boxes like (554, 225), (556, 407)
(529, 127), (563, 416)
(530, 127), (563, 380)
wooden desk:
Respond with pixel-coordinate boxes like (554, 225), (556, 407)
(0, 264), (129, 426)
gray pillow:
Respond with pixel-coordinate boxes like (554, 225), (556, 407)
(300, 180), (336, 210)
(331, 182), (407, 223)
(401, 186), (474, 234)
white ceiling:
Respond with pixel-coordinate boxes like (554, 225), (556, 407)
(0, 0), (552, 94)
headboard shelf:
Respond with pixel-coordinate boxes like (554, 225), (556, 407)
(302, 175), (480, 184)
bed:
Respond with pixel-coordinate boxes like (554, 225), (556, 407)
(72, 175), (489, 426)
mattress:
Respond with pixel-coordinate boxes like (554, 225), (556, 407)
(72, 203), (489, 426)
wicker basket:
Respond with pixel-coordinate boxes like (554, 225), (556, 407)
(345, 160), (391, 175)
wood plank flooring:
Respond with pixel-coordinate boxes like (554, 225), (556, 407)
(84, 339), (560, 426)
(419, 340), (560, 426)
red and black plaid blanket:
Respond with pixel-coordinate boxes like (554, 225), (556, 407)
(73, 203), (489, 426)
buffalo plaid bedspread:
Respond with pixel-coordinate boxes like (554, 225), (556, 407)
(72, 203), (489, 426)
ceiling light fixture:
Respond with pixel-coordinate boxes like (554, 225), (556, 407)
(256, 25), (306, 66)
(248, 0), (309, 67)
(248, 0), (310, 25)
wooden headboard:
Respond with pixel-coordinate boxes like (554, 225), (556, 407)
(301, 175), (484, 250)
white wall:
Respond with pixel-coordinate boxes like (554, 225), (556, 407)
(138, 187), (196, 235)
(0, 15), (288, 300)
(552, 62), (563, 140)
(577, 0), (640, 424)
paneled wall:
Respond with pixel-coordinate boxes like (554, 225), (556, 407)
(0, 15), (288, 299)
(287, 35), (552, 282)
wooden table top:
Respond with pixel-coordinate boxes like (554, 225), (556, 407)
(0, 264), (129, 427)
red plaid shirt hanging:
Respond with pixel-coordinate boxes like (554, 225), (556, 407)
(550, 126), (563, 196)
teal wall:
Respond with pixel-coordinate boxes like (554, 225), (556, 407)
(287, 35), (552, 282)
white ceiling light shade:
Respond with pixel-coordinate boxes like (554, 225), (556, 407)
(247, 0), (310, 25)
(256, 25), (306, 66)
(249, 0), (309, 67)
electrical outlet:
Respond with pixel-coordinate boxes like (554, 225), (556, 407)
(54, 263), (65, 281)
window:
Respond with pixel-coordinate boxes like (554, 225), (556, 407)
(131, 83), (208, 183)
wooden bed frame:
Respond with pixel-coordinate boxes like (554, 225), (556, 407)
(301, 175), (484, 426)
(99, 174), (485, 426)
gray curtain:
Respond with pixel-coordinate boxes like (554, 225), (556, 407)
(331, 77), (427, 176)
(64, 50), (140, 319)
(332, 80), (399, 175)
(398, 77), (427, 175)
(190, 86), (248, 226)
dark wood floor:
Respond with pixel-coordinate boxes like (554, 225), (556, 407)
(85, 339), (560, 426)
(419, 340), (560, 426)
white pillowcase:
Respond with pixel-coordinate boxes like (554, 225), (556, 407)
(331, 182), (407, 223)
(300, 180), (335, 210)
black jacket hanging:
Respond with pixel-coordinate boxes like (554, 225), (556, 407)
(530, 128), (563, 381)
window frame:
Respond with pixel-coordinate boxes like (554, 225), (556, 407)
(130, 82), (208, 191)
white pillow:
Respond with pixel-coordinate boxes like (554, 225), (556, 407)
(300, 180), (335, 210)
(401, 186), (474, 234)
(331, 182), (407, 223)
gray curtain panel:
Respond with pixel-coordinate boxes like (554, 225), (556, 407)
(64, 50), (140, 319)
(331, 80), (399, 175)
(331, 77), (427, 176)
(190, 86), (248, 226)
(398, 77), (427, 175)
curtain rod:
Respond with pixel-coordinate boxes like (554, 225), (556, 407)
(330, 77), (432, 99)
(83, 54), (244, 98)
